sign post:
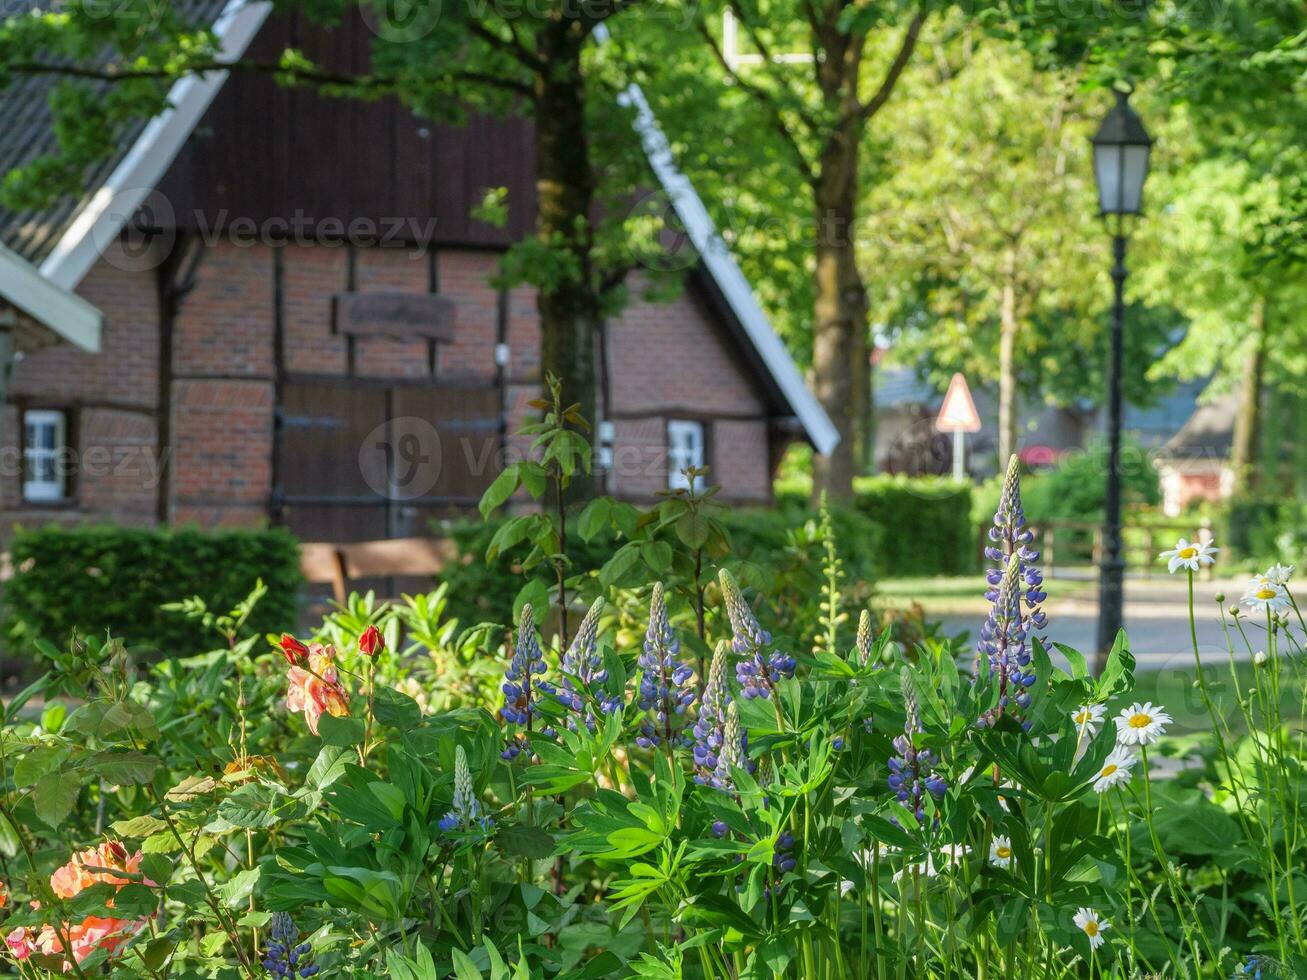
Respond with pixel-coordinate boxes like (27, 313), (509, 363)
(935, 373), (981, 482)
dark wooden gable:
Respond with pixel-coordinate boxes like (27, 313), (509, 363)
(156, 7), (537, 248)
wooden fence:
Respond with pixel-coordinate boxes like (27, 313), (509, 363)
(981, 518), (1216, 578)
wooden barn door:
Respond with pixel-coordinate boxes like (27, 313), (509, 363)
(275, 381), (502, 543)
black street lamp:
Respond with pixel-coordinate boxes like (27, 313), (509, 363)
(1091, 88), (1152, 660)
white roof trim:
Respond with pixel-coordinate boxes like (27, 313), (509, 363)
(0, 243), (101, 351)
(39, 0), (274, 291)
(596, 26), (839, 456)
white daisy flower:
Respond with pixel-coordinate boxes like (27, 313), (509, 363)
(1092, 746), (1136, 793)
(1072, 907), (1110, 950)
(1242, 579), (1291, 616)
(1114, 701), (1173, 746)
(1071, 703), (1105, 739)
(988, 835), (1014, 868)
(937, 843), (971, 868)
(1158, 537), (1218, 573)
(1264, 563), (1295, 586)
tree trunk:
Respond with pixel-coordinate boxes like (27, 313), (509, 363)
(1230, 296), (1268, 496)
(997, 250), (1019, 468)
(810, 128), (869, 503)
(535, 24), (598, 499)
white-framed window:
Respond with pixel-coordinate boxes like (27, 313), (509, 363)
(667, 419), (706, 491)
(23, 409), (68, 503)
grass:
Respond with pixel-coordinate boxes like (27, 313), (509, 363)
(875, 575), (1085, 615)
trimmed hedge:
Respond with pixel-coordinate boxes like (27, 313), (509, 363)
(3, 526), (302, 655)
(778, 476), (975, 577)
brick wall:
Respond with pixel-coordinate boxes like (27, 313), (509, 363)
(604, 274), (772, 503)
(2, 242), (161, 534)
(170, 241), (275, 527)
(2, 239), (780, 539)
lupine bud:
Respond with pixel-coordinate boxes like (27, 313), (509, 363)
(358, 625), (384, 658)
(278, 634), (309, 667)
(856, 609), (876, 667)
(713, 701), (746, 789)
(439, 745), (492, 834)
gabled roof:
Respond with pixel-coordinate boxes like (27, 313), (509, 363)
(0, 6), (839, 454)
(1159, 391), (1237, 461)
(0, 0), (267, 350)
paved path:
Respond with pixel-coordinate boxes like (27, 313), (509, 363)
(937, 574), (1269, 673)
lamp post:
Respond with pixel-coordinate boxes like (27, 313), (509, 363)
(1091, 88), (1152, 660)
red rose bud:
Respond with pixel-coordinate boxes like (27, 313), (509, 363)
(279, 634), (309, 666)
(359, 625), (385, 658)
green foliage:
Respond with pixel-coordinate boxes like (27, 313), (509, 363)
(774, 476), (974, 577)
(971, 445), (1161, 526)
(1221, 495), (1305, 565)
(1, 468), (1306, 978)
(2, 525), (301, 657)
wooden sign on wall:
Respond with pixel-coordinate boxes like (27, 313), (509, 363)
(332, 292), (457, 340)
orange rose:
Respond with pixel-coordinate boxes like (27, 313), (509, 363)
(286, 644), (350, 735)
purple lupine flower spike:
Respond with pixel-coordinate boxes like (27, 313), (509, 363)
(692, 641), (732, 784)
(636, 583), (697, 748)
(501, 604), (550, 755)
(888, 678), (946, 826)
(556, 597), (619, 730)
(975, 555), (1036, 728)
(720, 569), (795, 699)
(262, 912), (319, 978)
(975, 456), (1045, 724)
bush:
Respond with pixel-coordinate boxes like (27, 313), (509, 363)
(3, 525), (302, 655)
(1221, 494), (1304, 563)
(973, 442), (1162, 527)
(847, 476), (974, 576)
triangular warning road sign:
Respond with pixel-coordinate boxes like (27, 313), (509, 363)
(935, 373), (981, 433)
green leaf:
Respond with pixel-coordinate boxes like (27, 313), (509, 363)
(373, 687), (422, 729)
(577, 497), (613, 542)
(219, 868), (261, 908)
(479, 467), (520, 518)
(14, 743), (70, 788)
(33, 771), (81, 828)
(1096, 630), (1135, 700)
(451, 948), (484, 980)
(318, 713), (366, 748)
(88, 750), (160, 785)
(675, 511), (711, 550)
(112, 814), (168, 839)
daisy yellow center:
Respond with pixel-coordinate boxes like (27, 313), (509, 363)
(1083, 921), (1099, 937)
(1076, 711), (1091, 724)
(1257, 588), (1277, 600)
(996, 846), (1012, 859)
(1128, 713), (1153, 728)
(1100, 764), (1117, 778)
(1178, 547), (1197, 559)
